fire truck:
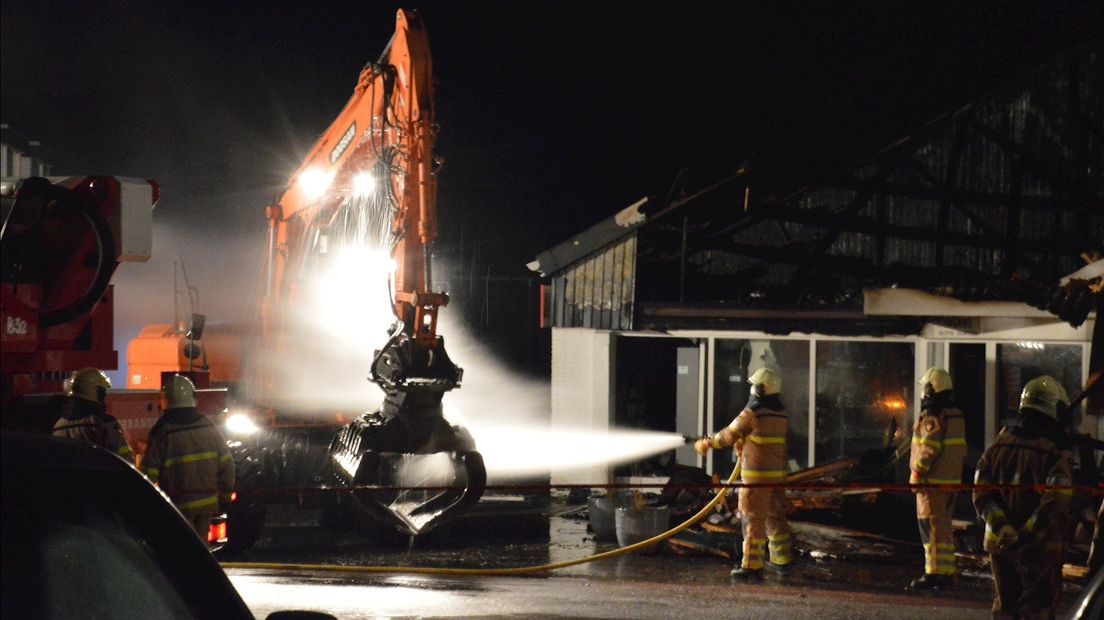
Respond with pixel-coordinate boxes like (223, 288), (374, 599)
(0, 173), (234, 547)
(125, 9), (488, 549)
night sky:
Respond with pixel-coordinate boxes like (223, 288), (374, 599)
(2, 1), (1101, 359)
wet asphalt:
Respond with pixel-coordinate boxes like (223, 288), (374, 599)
(218, 499), (1048, 619)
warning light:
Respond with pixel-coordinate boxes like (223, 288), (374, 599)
(207, 521), (228, 544)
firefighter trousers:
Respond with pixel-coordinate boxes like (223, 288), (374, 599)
(989, 547), (1063, 620)
(739, 486), (792, 569)
(916, 490), (956, 576)
(182, 507), (216, 539)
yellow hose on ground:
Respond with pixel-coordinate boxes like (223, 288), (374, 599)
(221, 457), (742, 577)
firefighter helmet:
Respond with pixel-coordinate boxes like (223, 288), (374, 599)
(918, 367), (953, 394)
(748, 367), (781, 396)
(161, 374), (197, 410)
(67, 367), (111, 404)
(1019, 375), (1068, 420)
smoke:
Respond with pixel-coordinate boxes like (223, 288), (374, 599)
(109, 214), (265, 388)
(112, 230), (679, 482)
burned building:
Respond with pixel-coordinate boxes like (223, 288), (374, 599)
(528, 47), (1103, 485)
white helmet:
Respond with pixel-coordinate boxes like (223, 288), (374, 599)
(918, 367), (953, 394)
(66, 367), (111, 404)
(161, 374), (197, 410)
(1019, 375), (1068, 421)
(748, 367), (781, 396)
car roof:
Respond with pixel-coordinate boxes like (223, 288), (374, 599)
(2, 432), (133, 472)
(1, 432), (255, 620)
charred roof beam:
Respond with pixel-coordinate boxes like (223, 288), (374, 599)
(966, 117), (1081, 209)
(817, 178), (1098, 213)
(904, 152), (1002, 239)
(937, 112), (969, 269)
(710, 207), (1075, 254)
(784, 144), (916, 291)
(692, 239), (985, 284)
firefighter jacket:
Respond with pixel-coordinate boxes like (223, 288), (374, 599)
(973, 410), (1073, 555)
(709, 394), (788, 484)
(141, 407), (234, 514)
(52, 398), (134, 461)
(909, 393), (967, 486)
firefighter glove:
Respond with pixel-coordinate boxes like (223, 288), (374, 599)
(996, 524), (1019, 550)
(694, 438), (712, 456)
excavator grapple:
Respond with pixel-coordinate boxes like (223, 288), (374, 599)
(329, 328), (485, 535)
(330, 413), (485, 536)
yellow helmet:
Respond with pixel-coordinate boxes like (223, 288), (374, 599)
(161, 374), (197, 410)
(918, 367), (953, 394)
(1019, 375), (1068, 420)
(66, 367), (111, 404)
(748, 367), (781, 396)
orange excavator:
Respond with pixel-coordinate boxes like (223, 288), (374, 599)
(127, 9), (485, 545)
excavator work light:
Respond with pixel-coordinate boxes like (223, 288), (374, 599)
(225, 412), (259, 435)
(299, 168), (333, 200)
(353, 172), (377, 196)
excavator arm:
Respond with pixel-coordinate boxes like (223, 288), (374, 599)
(260, 9), (462, 414)
(265, 9), (444, 349)
(261, 9), (481, 536)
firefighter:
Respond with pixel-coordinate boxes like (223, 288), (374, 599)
(1088, 500), (1104, 580)
(141, 374), (235, 537)
(52, 367), (134, 462)
(696, 367), (791, 581)
(907, 367), (967, 591)
(973, 375), (1073, 620)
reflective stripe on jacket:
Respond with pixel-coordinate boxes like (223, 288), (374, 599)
(909, 405), (966, 485)
(52, 402), (134, 461)
(141, 408), (235, 510)
(972, 419), (1072, 554)
(712, 405), (788, 484)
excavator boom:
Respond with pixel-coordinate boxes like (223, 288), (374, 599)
(264, 9), (443, 350)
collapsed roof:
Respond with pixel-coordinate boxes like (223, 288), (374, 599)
(531, 45), (1103, 331)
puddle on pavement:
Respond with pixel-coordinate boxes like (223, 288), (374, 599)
(235, 497), (994, 602)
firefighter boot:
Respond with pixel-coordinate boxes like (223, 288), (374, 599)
(765, 561), (792, 575)
(907, 573), (953, 591)
(730, 566), (764, 582)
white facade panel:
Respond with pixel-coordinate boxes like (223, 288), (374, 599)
(550, 327), (613, 486)
(116, 178), (154, 262)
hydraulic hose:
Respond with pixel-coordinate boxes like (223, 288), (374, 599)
(7, 177), (117, 328)
(221, 457), (742, 577)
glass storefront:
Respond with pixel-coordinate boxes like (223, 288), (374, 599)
(996, 342), (1083, 428)
(814, 341), (914, 465)
(713, 339), (810, 471)
(613, 333), (1088, 479)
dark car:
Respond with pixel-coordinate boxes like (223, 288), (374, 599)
(1, 433), (337, 620)
(1067, 567), (1104, 620)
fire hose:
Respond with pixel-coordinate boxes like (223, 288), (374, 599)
(218, 463), (1103, 576)
(219, 455), (744, 576)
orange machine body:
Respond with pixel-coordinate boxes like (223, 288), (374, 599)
(126, 323), (245, 390)
(262, 8), (442, 363)
(126, 9), (454, 417)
